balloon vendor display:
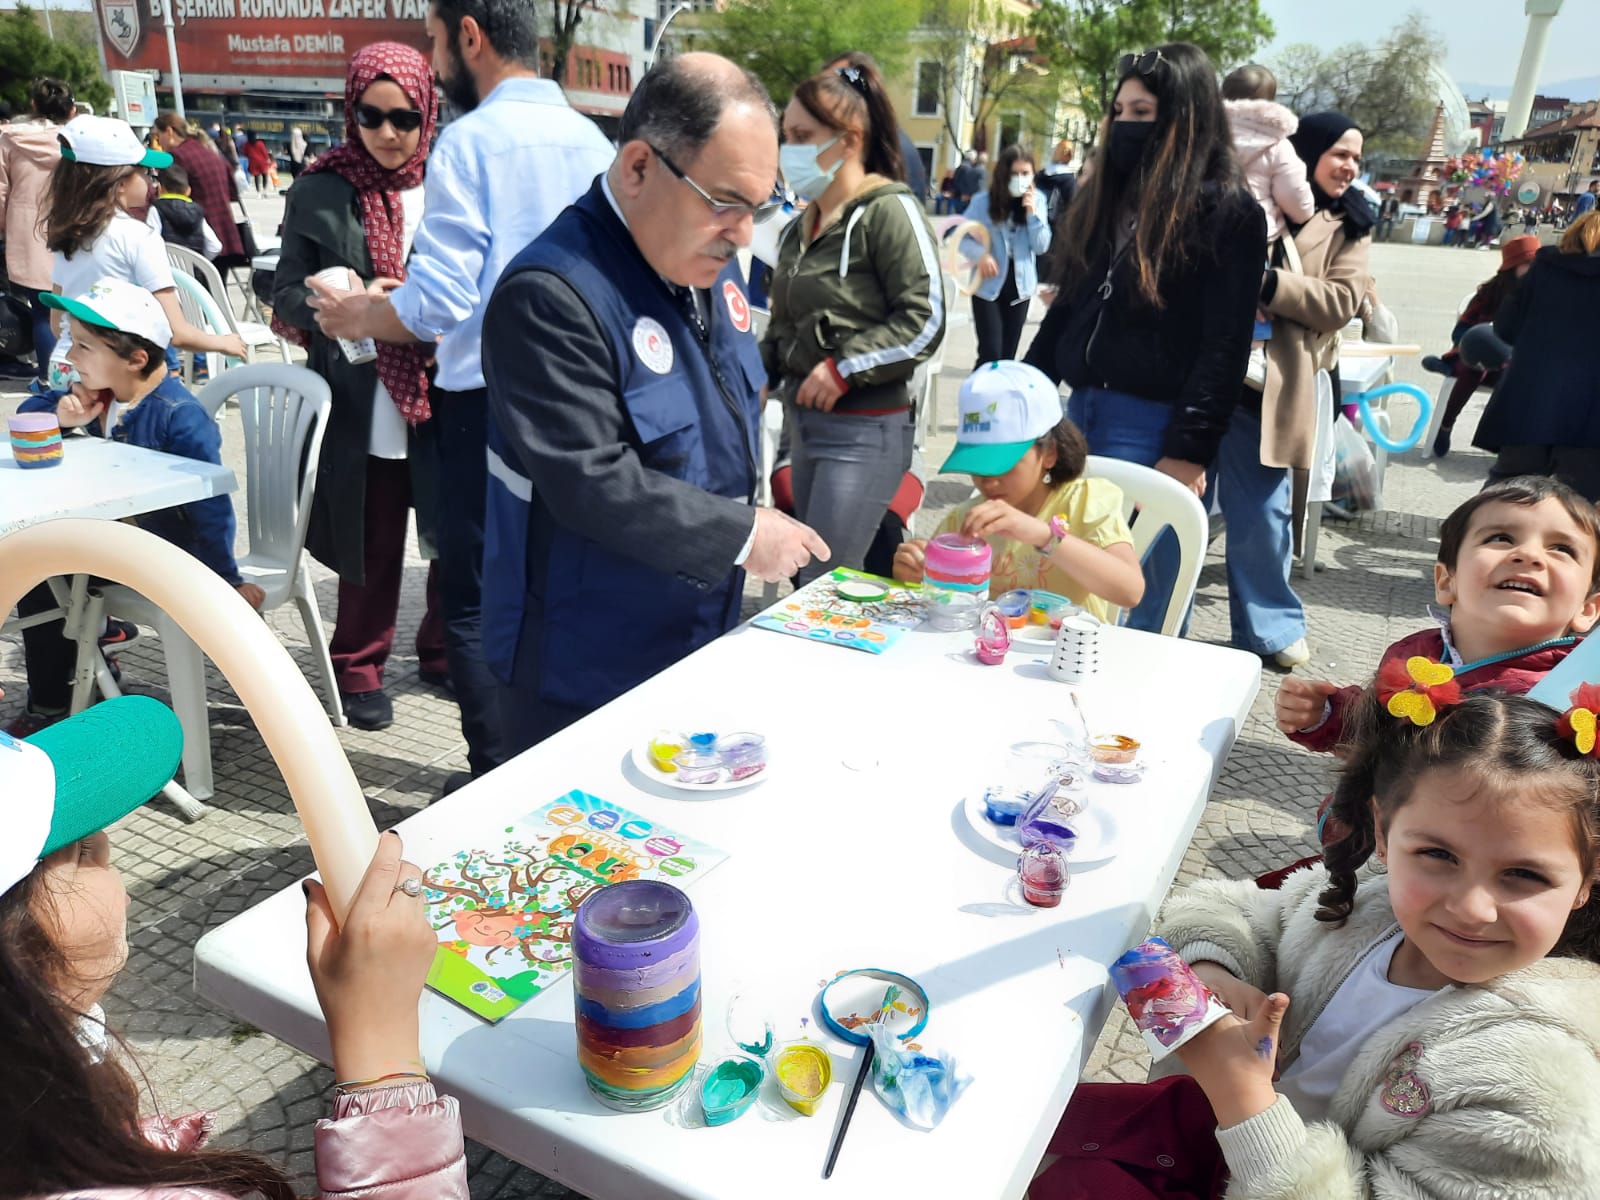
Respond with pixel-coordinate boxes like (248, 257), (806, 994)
(0, 519), (377, 922)
(1442, 148), (1526, 198)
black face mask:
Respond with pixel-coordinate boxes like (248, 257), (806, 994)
(1105, 120), (1156, 180)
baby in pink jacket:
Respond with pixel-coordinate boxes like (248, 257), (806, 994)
(1223, 64), (1315, 385)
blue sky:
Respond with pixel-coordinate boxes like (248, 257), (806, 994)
(1260, 0), (1600, 96)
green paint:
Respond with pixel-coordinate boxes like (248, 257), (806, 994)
(700, 1058), (762, 1126)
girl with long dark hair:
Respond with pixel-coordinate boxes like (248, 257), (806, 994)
(761, 59), (945, 586)
(1024, 42), (1266, 633)
(962, 143), (1051, 366)
(2, 697), (467, 1198)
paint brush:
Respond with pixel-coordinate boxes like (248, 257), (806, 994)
(823, 984), (899, 1179)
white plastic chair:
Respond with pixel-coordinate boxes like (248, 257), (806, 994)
(1084, 454), (1208, 637)
(170, 273), (241, 386)
(82, 364), (342, 818)
(167, 244), (290, 367)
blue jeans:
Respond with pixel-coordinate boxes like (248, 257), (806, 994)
(1207, 408), (1304, 655)
(1066, 387), (1182, 633)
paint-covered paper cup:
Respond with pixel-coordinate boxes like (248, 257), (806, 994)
(1109, 937), (1231, 1061)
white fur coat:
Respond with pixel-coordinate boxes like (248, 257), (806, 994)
(1156, 867), (1600, 1199)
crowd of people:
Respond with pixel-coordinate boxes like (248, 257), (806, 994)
(9, 5), (1600, 1195)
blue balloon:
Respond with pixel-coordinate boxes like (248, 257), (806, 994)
(1352, 383), (1434, 454)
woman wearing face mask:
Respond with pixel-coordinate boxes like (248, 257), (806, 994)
(761, 60), (945, 587)
(962, 144), (1051, 366)
(1023, 42), (1266, 634)
(1237, 110), (1373, 666)
(272, 42), (446, 732)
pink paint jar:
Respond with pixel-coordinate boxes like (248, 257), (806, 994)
(924, 533), (991, 594)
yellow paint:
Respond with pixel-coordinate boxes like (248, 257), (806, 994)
(774, 1042), (833, 1116)
(648, 736), (683, 772)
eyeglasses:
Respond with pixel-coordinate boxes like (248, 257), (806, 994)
(1117, 49), (1168, 77)
(354, 104), (424, 133)
(649, 144), (785, 225)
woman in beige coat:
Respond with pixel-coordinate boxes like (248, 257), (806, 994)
(0, 77), (74, 378)
(1219, 110), (1371, 667)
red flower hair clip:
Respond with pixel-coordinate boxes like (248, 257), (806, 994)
(1376, 656), (1461, 727)
(1557, 683), (1600, 757)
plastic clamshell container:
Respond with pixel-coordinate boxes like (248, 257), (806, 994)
(713, 732), (767, 781)
(773, 1040), (833, 1116)
(701, 1054), (764, 1126)
(672, 750), (723, 785)
(1089, 734), (1141, 765)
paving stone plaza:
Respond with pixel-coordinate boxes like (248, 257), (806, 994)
(0, 193), (1515, 1195)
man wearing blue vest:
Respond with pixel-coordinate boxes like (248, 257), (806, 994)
(481, 54), (830, 753)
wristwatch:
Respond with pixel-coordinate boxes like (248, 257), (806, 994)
(1035, 514), (1071, 557)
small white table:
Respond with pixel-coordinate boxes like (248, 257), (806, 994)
(1, 435), (237, 799)
(196, 613), (1260, 1200)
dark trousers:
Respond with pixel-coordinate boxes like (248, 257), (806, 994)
(1438, 367), (1488, 432)
(29, 294), (56, 374)
(432, 385), (505, 775)
(17, 582), (74, 713)
(971, 267), (1028, 367)
(328, 456), (447, 695)
(499, 609), (588, 758)
(1488, 445), (1600, 503)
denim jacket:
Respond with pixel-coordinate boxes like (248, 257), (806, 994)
(961, 190), (1051, 303)
(20, 375), (242, 585)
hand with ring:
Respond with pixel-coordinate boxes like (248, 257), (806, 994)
(304, 831), (439, 1085)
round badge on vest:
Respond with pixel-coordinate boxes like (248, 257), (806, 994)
(633, 317), (674, 375)
(722, 280), (751, 333)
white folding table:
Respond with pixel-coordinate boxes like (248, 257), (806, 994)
(196, 611), (1260, 1200)
(1, 435), (237, 800)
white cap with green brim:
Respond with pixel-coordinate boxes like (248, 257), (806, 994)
(59, 114), (172, 169)
(0, 696), (182, 898)
(939, 359), (1066, 478)
(41, 278), (174, 350)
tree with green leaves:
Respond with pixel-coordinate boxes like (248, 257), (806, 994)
(546, 0), (600, 91)
(0, 3), (111, 117)
(919, 0), (1062, 156)
(1270, 14), (1439, 159)
(1031, 0), (1272, 142)
(694, 0), (922, 107)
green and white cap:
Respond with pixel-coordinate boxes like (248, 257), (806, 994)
(0, 696), (182, 898)
(59, 114), (172, 169)
(940, 359), (1065, 477)
(41, 278), (174, 350)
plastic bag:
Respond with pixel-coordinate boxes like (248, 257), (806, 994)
(1331, 415), (1380, 512)
(868, 1023), (971, 1130)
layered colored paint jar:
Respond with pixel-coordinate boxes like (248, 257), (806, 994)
(923, 533), (991, 594)
(573, 880), (702, 1111)
(8, 413), (63, 469)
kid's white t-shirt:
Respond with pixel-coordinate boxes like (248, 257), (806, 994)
(1275, 929), (1439, 1123)
(51, 211), (176, 356)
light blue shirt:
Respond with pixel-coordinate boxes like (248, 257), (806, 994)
(390, 76), (614, 392)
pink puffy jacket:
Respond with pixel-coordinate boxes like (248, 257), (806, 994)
(1225, 98), (1316, 243)
(33, 1083), (468, 1199)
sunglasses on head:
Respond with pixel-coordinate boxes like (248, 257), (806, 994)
(354, 103), (423, 133)
(1117, 49), (1167, 77)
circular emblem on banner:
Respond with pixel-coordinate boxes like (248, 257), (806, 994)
(1516, 181), (1542, 206)
(722, 280), (751, 333)
(632, 317), (674, 375)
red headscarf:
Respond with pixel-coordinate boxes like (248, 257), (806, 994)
(276, 41), (439, 424)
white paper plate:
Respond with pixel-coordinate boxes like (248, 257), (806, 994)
(630, 739), (769, 793)
(962, 789), (1121, 868)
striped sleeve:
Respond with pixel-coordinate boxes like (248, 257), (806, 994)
(834, 193), (945, 386)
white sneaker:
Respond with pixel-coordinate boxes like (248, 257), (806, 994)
(1273, 638), (1311, 668)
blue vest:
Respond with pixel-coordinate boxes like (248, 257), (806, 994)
(483, 181), (763, 712)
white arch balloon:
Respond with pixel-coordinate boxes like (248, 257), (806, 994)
(0, 518), (375, 923)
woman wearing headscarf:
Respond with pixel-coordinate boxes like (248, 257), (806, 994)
(1231, 110), (1372, 666)
(272, 42), (444, 731)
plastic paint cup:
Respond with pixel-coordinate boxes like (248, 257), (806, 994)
(773, 1040), (832, 1116)
(713, 732), (766, 781)
(672, 750), (723, 785)
(701, 1055), (763, 1126)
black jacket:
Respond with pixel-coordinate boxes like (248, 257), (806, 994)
(272, 172), (437, 582)
(153, 194), (209, 257)
(1474, 246), (1600, 453)
(1023, 184), (1266, 465)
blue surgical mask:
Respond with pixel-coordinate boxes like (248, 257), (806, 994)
(780, 135), (841, 201)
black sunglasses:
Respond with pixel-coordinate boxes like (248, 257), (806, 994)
(354, 103), (423, 133)
(1117, 49), (1168, 77)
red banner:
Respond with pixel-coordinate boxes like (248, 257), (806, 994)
(95, 0), (432, 90)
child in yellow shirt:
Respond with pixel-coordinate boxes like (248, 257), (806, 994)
(893, 360), (1143, 622)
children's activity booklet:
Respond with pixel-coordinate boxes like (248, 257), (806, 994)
(421, 790), (726, 1022)
(751, 567), (928, 655)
